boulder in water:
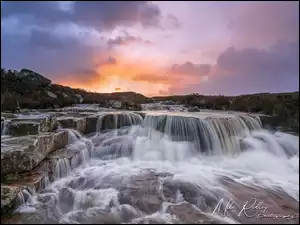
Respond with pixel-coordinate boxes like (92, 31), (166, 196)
(118, 172), (165, 214)
(166, 202), (223, 224)
(188, 106), (200, 112)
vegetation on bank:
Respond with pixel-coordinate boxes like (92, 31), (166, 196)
(154, 92), (299, 134)
(1, 68), (299, 134)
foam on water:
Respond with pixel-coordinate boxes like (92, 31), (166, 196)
(10, 112), (299, 224)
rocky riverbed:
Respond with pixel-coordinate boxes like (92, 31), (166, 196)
(1, 105), (299, 224)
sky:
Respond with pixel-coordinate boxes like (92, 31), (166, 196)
(1, 1), (299, 96)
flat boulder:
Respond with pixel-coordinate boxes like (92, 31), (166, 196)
(6, 115), (57, 136)
(2, 160), (50, 193)
(47, 140), (92, 172)
(1, 130), (68, 175)
(57, 117), (86, 134)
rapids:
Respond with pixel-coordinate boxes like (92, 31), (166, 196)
(3, 110), (299, 224)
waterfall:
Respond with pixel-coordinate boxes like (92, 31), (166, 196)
(142, 113), (262, 156)
(96, 112), (143, 133)
(4, 109), (298, 224)
(1, 119), (10, 136)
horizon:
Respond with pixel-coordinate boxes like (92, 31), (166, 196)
(1, 1), (299, 96)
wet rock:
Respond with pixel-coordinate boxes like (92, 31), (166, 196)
(109, 100), (122, 109)
(1, 130), (68, 175)
(188, 106), (200, 112)
(162, 178), (221, 211)
(1, 185), (22, 214)
(47, 140), (91, 171)
(6, 121), (40, 136)
(133, 112), (146, 118)
(1, 211), (48, 224)
(85, 114), (99, 134)
(221, 178), (299, 224)
(122, 102), (142, 111)
(99, 113), (142, 131)
(258, 115), (281, 130)
(1, 113), (17, 119)
(166, 202), (223, 224)
(118, 172), (164, 214)
(2, 160), (50, 193)
(94, 136), (133, 159)
(6, 116), (57, 136)
(57, 117), (86, 133)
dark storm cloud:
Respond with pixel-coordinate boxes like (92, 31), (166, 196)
(1, 27), (100, 81)
(1, 1), (167, 30)
(1, 1), (177, 83)
(28, 28), (75, 49)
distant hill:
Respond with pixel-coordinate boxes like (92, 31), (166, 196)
(1, 68), (151, 111)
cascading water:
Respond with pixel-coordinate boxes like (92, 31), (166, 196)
(1, 119), (10, 136)
(6, 111), (299, 224)
(96, 112), (143, 133)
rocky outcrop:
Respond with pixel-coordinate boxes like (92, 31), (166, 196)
(1, 68), (150, 111)
(17, 69), (51, 87)
(6, 115), (57, 136)
(57, 117), (86, 134)
(1, 131), (68, 175)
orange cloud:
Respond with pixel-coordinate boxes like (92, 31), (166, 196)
(56, 53), (211, 96)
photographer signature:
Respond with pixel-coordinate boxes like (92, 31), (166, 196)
(212, 197), (299, 220)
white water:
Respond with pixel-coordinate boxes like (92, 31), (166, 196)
(7, 111), (299, 224)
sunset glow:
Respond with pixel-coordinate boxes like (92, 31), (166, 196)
(1, 1), (299, 96)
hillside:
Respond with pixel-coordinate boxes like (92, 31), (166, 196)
(1, 68), (151, 111)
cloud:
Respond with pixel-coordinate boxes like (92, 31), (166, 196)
(171, 62), (212, 76)
(107, 34), (153, 48)
(1, 25), (102, 84)
(1, 2), (298, 96)
(168, 41), (299, 95)
(28, 28), (77, 49)
(162, 14), (181, 29)
(226, 1), (299, 47)
(1, 1), (170, 31)
(216, 41), (299, 78)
